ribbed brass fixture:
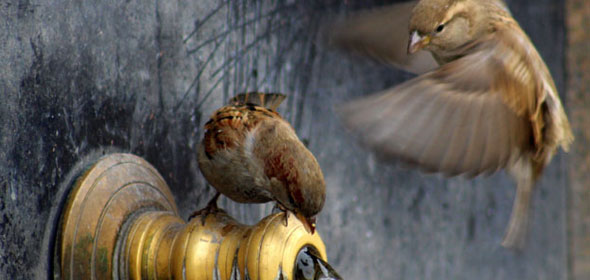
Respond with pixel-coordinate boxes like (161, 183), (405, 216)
(58, 153), (329, 280)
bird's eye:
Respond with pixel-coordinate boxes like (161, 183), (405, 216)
(436, 24), (445, 33)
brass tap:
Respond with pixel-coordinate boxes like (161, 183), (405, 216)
(58, 153), (336, 280)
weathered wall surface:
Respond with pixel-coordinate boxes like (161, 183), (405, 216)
(566, 1), (590, 279)
(0, 0), (575, 279)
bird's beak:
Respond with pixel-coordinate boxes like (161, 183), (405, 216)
(407, 31), (430, 54)
(296, 212), (316, 234)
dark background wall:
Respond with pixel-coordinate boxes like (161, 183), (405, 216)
(0, 0), (582, 279)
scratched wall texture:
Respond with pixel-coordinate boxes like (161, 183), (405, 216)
(0, 0), (573, 279)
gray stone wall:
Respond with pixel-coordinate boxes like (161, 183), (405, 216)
(0, 0), (571, 279)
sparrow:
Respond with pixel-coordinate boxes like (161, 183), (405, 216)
(194, 92), (326, 234)
(327, 0), (573, 249)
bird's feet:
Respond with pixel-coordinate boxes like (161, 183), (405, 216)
(189, 192), (224, 225)
(272, 203), (290, 226)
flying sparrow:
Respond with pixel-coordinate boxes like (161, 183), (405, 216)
(327, 0), (573, 249)
(194, 92), (326, 233)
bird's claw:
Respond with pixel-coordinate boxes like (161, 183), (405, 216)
(283, 210), (289, 227)
(273, 203), (290, 226)
(189, 193), (223, 225)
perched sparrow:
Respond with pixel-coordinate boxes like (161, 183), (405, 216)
(195, 92), (326, 233)
(328, 0), (573, 249)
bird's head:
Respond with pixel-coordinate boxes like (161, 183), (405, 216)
(274, 170), (325, 235)
(267, 137), (326, 235)
(408, 0), (487, 56)
(289, 180), (325, 235)
(295, 212), (318, 234)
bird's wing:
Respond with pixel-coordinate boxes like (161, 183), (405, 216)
(492, 23), (573, 153)
(324, 1), (438, 74)
(336, 30), (539, 177)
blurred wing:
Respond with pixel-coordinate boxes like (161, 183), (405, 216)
(324, 1), (438, 74)
(337, 35), (534, 177)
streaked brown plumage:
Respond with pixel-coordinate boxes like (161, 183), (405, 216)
(195, 92), (326, 233)
(328, 0), (573, 249)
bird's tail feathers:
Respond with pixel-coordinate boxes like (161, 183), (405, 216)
(230, 92), (286, 111)
(502, 158), (539, 250)
(501, 179), (533, 249)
